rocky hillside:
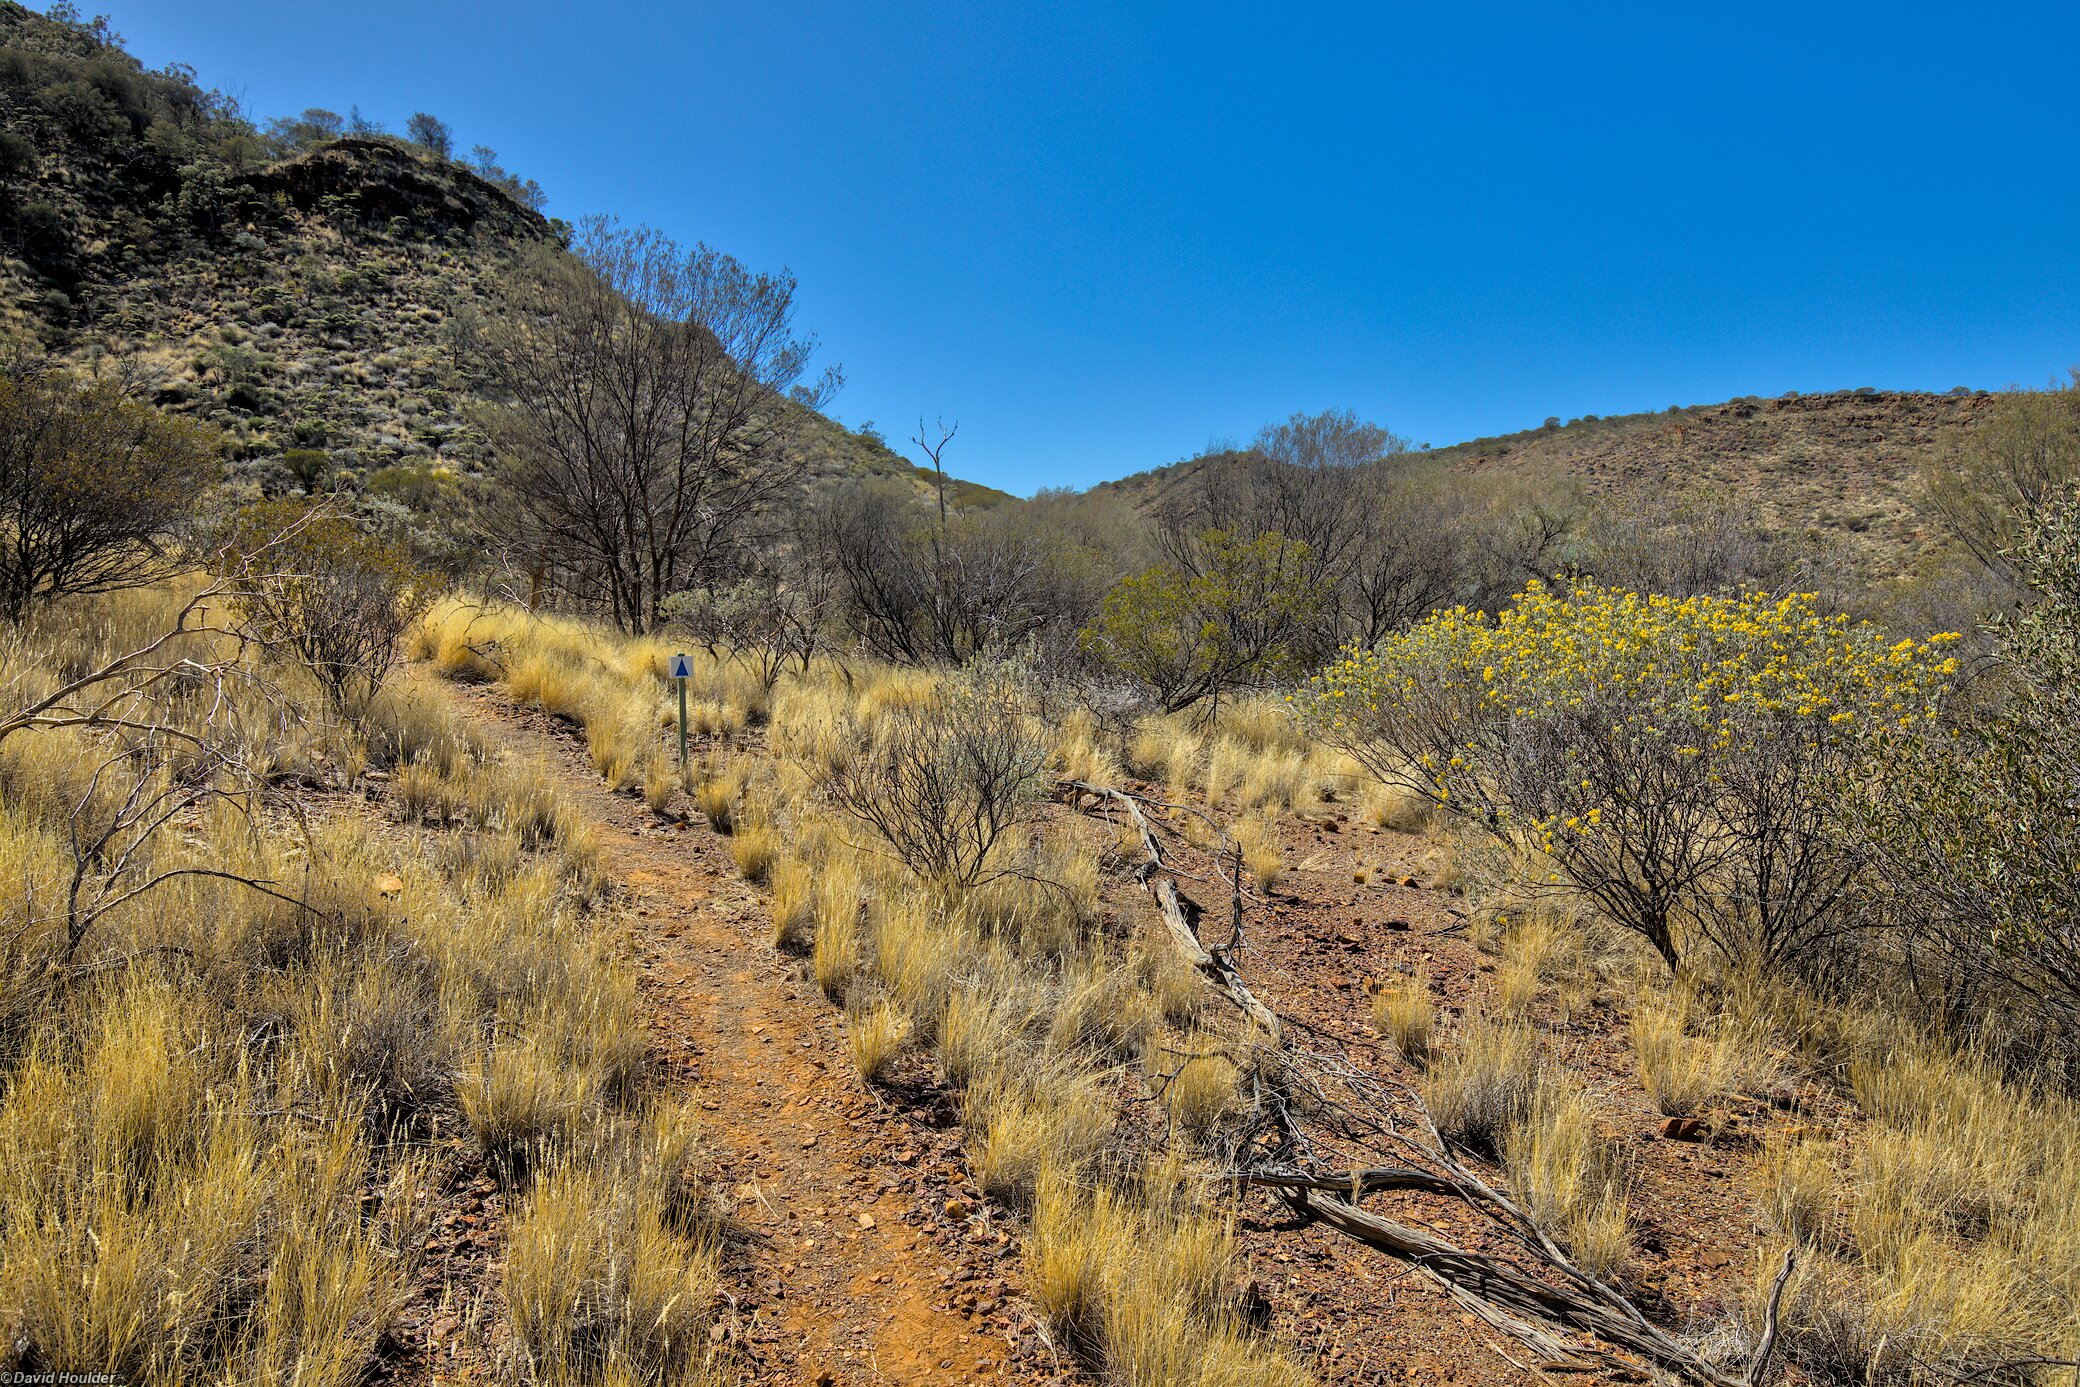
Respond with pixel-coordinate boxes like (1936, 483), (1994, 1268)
(1093, 389), (1994, 580)
(0, 2), (1005, 510)
(1429, 389), (1994, 576)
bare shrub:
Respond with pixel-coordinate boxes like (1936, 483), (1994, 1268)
(820, 669), (1049, 889)
(219, 502), (443, 716)
(472, 218), (838, 632)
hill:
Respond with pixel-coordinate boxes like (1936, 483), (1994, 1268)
(0, 2), (1008, 510)
(1092, 389), (1997, 580)
(1428, 389), (1994, 575)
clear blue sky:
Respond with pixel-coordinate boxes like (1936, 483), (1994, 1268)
(99, 1), (2080, 495)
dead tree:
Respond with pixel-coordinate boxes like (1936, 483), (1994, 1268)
(911, 416), (958, 525)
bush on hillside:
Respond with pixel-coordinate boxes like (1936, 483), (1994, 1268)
(0, 362), (219, 623)
(1081, 528), (1321, 715)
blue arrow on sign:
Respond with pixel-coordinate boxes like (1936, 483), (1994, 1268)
(669, 653), (693, 679)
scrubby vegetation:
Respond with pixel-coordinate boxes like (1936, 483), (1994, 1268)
(0, 582), (722, 1384)
(5, 6), (2079, 1383)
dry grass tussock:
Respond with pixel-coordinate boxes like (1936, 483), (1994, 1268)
(0, 587), (711, 1385)
(1627, 988), (1776, 1117)
(1027, 1160), (1312, 1387)
(1731, 1047), (2080, 1383)
(1372, 982), (1434, 1063)
(1424, 1009), (1636, 1281)
(1128, 700), (1341, 815)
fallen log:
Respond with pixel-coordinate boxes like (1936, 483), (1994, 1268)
(1065, 775), (1788, 1387)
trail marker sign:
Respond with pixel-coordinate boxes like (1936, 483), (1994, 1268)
(670, 653), (692, 768)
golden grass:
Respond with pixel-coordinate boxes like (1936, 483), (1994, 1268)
(1026, 1164), (1311, 1386)
(1054, 706), (1123, 785)
(962, 1062), (1112, 1207)
(1357, 777), (1434, 833)
(870, 889), (958, 1034)
(1754, 1129), (1837, 1246)
(0, 588), (670, 1383)
(768, 856), (816, 952)
(504, 1128), (727, 1385)
(1373, 983), (1434, 1063)
(1502, 1083), (1633, 1283)
(730, 819), (779, 884)
(1424, 1011), (1538, 1154)
(812, 900), (858, 1004)
(846, 1000), (911, 1084)
(1235, 812), (1282, 891)
(1159, 1038), (1240, 1138)
(1132, 931), (1206, 1029)
(1630, 1000), (1740, 1117)
(1047, 951), (1154, 1062)
(693, 758), (745, 834)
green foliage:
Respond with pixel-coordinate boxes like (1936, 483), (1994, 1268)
(1080, 528), (1320, 713)
(278, 447), (332, 494)
(1858, 488), (2080, 1061)
(1299, 581), (1958, 970)
(0, 364), (219, 622)
(405, 111), (451, 159)
(1923, 373), (2080, 589)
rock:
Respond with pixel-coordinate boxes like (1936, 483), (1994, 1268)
(1384, 918), (1412, 931)
(944, 1197), (971, 1220)
(1400, 875), (1421, 888)
(1656, 1116), (1706, 1140)
(1239, 1279), (1274, 1328)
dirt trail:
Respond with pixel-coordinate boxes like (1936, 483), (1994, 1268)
(443, 684), (1068, 1387)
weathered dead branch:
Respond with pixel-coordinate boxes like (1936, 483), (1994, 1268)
(1066, 775), (1788, 1387)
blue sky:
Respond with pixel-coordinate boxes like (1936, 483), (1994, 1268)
(100, 1), (2080, 495)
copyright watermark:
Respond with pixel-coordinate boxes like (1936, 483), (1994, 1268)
(2, 1374), (124, 1385)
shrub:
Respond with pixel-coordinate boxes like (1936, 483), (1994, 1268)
(820, 669), (1049, 889)
(1854, 489), (2080, 1066)
(219, 501), (443, 715)
(0, 363), (219, 623)
(1080, 528), (1322, 713)
(1300, 581), (1957, 972)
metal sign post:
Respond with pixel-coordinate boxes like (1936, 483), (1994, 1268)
(669, 653), (692, 770)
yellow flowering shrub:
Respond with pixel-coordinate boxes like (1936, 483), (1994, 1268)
(1299, 580), (1958, 970)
